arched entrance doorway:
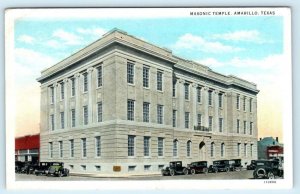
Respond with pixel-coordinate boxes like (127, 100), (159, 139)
(199, 141), (206, 160)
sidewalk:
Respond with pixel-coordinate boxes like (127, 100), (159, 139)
(70, 172), (162, 178)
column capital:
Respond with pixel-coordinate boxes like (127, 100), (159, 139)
(74, 73), (81, 78)
(63, 78), (69, 83)
(87, 67), (94, 73)
(191, 83), (198, 88)
(178, 79), (185, 84)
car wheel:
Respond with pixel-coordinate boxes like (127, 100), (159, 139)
(58, 171), (63, 177)
(191, 169), (196, 175)
(225, 167), (229, 172)
(267, 172), (275, 179)
(170, 169), (175, 176)
(183, 168), (189, 175)
(256, 168), (266, 179)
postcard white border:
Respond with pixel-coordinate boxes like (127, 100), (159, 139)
(5, 7), (293, 190)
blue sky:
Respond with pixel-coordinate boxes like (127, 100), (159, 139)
(13, 15), (285, 139)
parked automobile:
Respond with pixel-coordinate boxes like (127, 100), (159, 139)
(187, 161), (208, 174)
(209, 160), (230, 173)
(229, 159), (243, 171)
(161, 161), (189, 176)
(253, 160), (284, 179)
(15, 161), (25, 173)
(34, 162), (53, 176)
(247, 160), (257, 170)
(47, 162), (70, 177)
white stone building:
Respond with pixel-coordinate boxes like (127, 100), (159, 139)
(37, 28), (259, 175)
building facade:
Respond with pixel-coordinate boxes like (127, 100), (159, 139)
(37, 29), (259, 175)
(15, 134), (40, 163)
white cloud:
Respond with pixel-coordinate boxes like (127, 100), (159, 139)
(18, 35), (35, 44)
(212, 30), (269, 43)
(76, 27), (107, 37)
(52, 29), (81, 45)
(44, 40), (60, 48)
(173, 33), (243, 53)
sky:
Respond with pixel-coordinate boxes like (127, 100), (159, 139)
(13, 12), (285, 141)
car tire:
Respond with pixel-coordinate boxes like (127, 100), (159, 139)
(183, 168), (189, 175)
(191, 169), (196, 175)
(58, 171), (63, 177)
(267, 172), (275, 179)
(170, 169), (175, 176)
(256, 168), (266, 179)
(225, 167), (229, 172)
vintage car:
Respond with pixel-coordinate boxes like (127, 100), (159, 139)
(253, 160), (284, 179)
(187, 161), (208, 174)
(208, 160), (230, 173)
(47, 162), (70, 177)
(229, 159), (243, 171)
(34, 162), (54, 176)
(247, 160), (257, 170)
(161, 161), (189, 176)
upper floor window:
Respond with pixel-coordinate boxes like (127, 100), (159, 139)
(83, 72), (88, 92)
(144, 136), (150, 157)
(172, 110), (177, 127)
(185, 112), (190, 129)
(208, 90), (213, 106)
(218, 93), (223, 108)
(50, 86), (54, 104)
(143, 102), (150, 122)
(157, 105), (164, 124)
(197, 87), (201, 103)
(71, 109), (75, 127)
(236, 95), (240, 109)
(197, 114), (202, 126)
(219, 118), (223, 132)
(127, 99), (135, 121)
(60, 112), (65, 129)
(50, 114), (54, 131)
(243, 97), (246, 111)
(97, 65), (102, 87)
(128, 135), (135, 156)
(71, 78), (75, 96)
(250, 122), (253, 135)
(97, 102), (103, 122)
(172, 81), (176, 97)
(237, 119), (240, 133)
(60, 82), (64, 100)
(184, 83), (189, 100)
(143, 66), (149, 88)
(243, 121), (247, 134)
(127, 62), (135, 84)
(83, 106), (88, 125)
(209, 116), (213, 131)
(157, 71), (163, 91)
(249, 98), (253, 112)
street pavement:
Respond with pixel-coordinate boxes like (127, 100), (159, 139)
(16, 170), (256, 181)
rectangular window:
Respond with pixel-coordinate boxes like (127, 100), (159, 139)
(218, 93), (223, 108)
(236, 95), (240, 109)
(250, 144), (253, 157)
(249, 98), (253, 112)
(127, 99), (135, 121)
(187, 141), (191, 157)
(71, 109), (75, 127)
(49, 142), (53, 158)
(97, 65), (102, 87)
(157, 71), (163, 91)
(250, 122), (253, 135)
(244, 143), (247, 157)
(173, 140), (178, 157)
(83, 106), (88, 125)
(172, 82), (176, 97)
(144, 137), (150, 157)
(50, 114), (54, 131)
(81, 138), (87, 158)
(143, 66), (149, 88)
(197, 114), (202, 126)
(211, 143), (215, 157)
(128, 135), (135, 156)
(185, 112), (190, 128)
(95, 136), (101, 157)
(237, 119), (240, 133)
(172, 110), (177, 127)
(60, 82), (64, 100)
(209, 116), (213, 131)
(158, 137), (164, 157)
(60, 112), (64, 129)
(197, 87), (201, 103)
(59, 141), (63, 158)
(71, 78), (75, 96)
(97, 102), (102, 122)
(157, 105), (164, 124)
(69, 139), (74, 158)
(50, 86), (54, 103)
(237, 143), (241, 156)
(244, 121), (247, 134)
(128, 166), (136, 172)
(143, 102), (150, 122)
(144, 165), (151, 171)
(184, 83), (189, 100)
(127, 62), (134, 84)
(81, 165), (86, 171)
(221, 143), (225, 157)
(95, 165), (101, 171)
(219, 118), (223, 132)
(208, 90), (213, 106)
(83, 72), (88, 92)
(158, 165), (164, 170)
(243, 97), (246, 111)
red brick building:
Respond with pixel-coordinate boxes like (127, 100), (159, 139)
(15, 134), (40, 163)
(267, 145), (284, 161)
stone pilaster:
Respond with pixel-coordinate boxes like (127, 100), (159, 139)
(88, 67), (94, 124)
(75, 73), (81, 126)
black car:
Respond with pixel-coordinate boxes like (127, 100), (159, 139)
(161, 161), (189, 176)
(247, 160), (257, 170)
(209, 160), (230, 173)
(47, 162), (70, 177)
(253, 160), (283, 179)
(187, 161), (208, 174)
(229, 159), (243, 171)
(34, 162), (54, 176)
